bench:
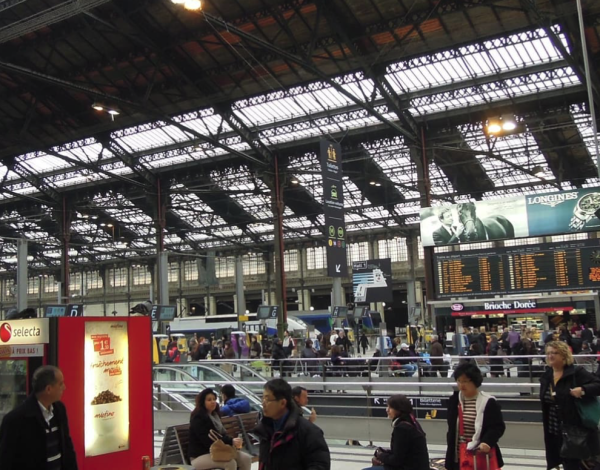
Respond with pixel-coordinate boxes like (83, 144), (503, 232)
(158, 412), (261, 466)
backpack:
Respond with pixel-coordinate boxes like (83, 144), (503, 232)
(166, 347), (180, 363)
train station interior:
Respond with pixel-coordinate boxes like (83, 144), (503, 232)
(1, 0), (600, 469)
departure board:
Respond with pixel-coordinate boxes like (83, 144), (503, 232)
(434, 239), (600, 299)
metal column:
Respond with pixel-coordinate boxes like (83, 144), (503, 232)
(235, 256), (245, 330)
(16, 238), (27, 311)
(332, 278), (344, 328)
(157, 251), (169, 306)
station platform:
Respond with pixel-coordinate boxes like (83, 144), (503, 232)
(154, 437), (546, 469)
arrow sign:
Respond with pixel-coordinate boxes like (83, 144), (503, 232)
(336, 264), (341, 272)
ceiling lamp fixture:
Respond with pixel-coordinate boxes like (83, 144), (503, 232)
(369, 180), (377, 186)
(92, 102), (120, 121)
(290, 177), (299, 184)
(501, 114), (517, 131)
(486, 118), (502, 135)
(532, 165), (545, 178)
(184, 0), (201, 10)
(486, 114), (520, 136)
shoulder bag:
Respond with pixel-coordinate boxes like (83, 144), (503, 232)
(573, 372), (600, 430)
(559, 374), (599, 460)
(208, 429), (238, 462)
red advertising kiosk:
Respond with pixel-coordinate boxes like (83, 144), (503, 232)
(0, 316), (154, 470)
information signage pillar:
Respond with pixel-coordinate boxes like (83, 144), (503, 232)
(320, 138), (348, 277)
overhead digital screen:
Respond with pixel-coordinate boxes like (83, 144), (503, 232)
(45, 305), (67, 317)
(150, 305), (177, 321)
(434, 239), (600, 299)
(257, 306), (278, 320)
(332, 306), (348, 318)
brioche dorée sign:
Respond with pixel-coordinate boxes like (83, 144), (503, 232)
(484, 300), (537, 311)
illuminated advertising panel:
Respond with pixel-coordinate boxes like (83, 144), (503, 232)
(84, 321), (129, 456)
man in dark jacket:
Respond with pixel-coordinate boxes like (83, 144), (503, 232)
(220, 384), (251, 417)
(335, 330), (352, 354)
(0, 365), (78, 470)
(254, 379), (330, 470)
(428, 335), (447, 377)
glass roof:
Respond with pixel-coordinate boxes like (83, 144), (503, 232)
(0, 24), (598, 263)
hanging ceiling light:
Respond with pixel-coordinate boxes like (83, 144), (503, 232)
(184, 0), (201, 10)
(290, 177), (299, 184)
(501, 114), (517, 131)
(487, 118), (502, 135)
(92, 103), (104, 111)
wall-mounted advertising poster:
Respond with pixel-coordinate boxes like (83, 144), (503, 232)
(84, 321), (129, 457)
(420, 187), (600, 247)
(420, 197), (529, 247)
(352, 258), (393, 303)
(526, 188), (600, 236)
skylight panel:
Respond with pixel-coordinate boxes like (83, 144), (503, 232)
(182, 114), (230, 135)
(342, 180), (363, 208)
(462, 52), (495, 75)
(20, 154), (71, 173)
(62, 142), (105, 164)
(571, 105), (600, 162)
(161, 125), (192, 142)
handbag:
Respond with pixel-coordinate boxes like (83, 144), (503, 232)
(572, 372), (600, 429)
(560, 424), (592, 460)
(208, 429), (238, 462)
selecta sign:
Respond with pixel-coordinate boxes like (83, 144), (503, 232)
(0, 318), (49, 345)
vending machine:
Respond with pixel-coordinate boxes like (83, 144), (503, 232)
(0, 318), (49, 425)
(0, 316), (154, 470)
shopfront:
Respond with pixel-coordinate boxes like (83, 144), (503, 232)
(430, 293), (598, 342)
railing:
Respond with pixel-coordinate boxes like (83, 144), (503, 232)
(166, 353), (599, 384)
(152, 355), (569, 448)
(153, 353), (595, 416)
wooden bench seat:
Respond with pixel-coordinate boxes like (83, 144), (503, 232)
(158, 412), (261, 467)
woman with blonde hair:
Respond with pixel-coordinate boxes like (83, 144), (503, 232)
(540, 341), (600, 470)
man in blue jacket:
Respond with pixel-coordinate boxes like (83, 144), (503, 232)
(220, 384), (251, 416)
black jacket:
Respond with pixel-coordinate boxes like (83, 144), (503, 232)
(254, 406), (330, 470)
(188, 410), (234, 462)
(433, 225), (460, 245)
(539, 365), (600, 469)
(0, 394), (78, 470)
(378, 418), (430, 470)
(445, 391), (505, 470)
(271, 344), (286, 361)
(335, 335), (352, 353)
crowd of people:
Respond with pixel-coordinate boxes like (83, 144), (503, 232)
(2, 349), (600, 470)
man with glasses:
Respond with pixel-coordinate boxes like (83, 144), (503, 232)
(254, 379), (330, 470)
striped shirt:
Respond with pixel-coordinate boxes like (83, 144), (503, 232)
(46, 414), (62, 470)
(461, 396), (477, 439)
